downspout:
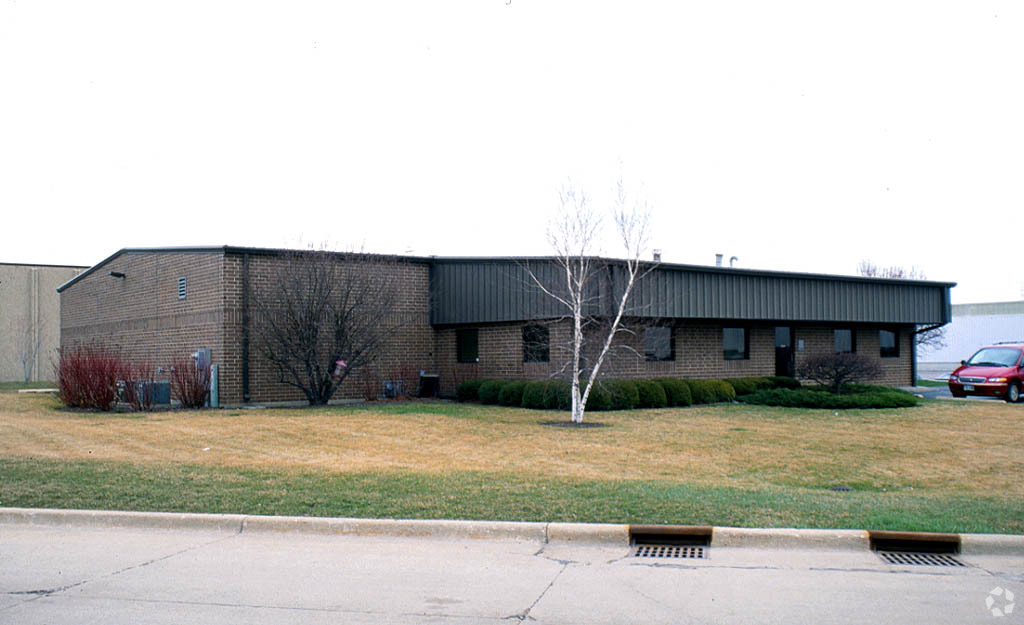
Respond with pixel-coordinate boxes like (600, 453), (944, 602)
(242, 252), (250, 403)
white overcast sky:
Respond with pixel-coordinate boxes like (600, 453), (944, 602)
(1, 1), (1021, 304)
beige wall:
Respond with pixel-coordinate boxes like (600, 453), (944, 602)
(0, 263), (85, 382)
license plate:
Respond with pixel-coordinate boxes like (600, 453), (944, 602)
(963, 384), (975, 391)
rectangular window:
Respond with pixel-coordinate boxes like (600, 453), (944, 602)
(879, 329), (899, 358)
(177, 276), (187, 300)
(723, 327), (748, 360)
(834, 328), (855, 353)
(523, 324), (550, 363)
(644, 326), (675, 361)
(456, 329), (478, 363)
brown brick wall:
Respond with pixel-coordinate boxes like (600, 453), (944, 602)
(435, 321), (915, 394)
(60, 251), (226, 385)
(794, 326), (913, 386)
(221, 253), (434, 404)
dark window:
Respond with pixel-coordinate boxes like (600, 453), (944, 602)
(456, 329), (478, 363)
(177, 276), (187, 300)
(645, 326), (674, 361)
(723, 327), (748, 360)
(879, 329), (899, 358)
(834, 328), (855, 353)
(523, 324), (550, 363)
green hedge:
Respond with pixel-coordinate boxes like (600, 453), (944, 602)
(723, 377), (774, 396)
(477, 380), (506, 405)
(469, 377), (766, 410)
(683, 379), (715, 404)
(544, 380), (572, 410)
(584, 384), (613, 411)
(636, 380), (668, 408)
(742, 386), (917, 409)
(766, 376), (801, 390)
(498, 380), (529, 407)
(605, 380), (640, 410)
(521, 381), (548, 409)
(456, 379), (486, 402)
(709, 380), (736, 402)
(654, 378), (692, 407)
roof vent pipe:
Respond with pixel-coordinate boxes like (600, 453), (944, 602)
(715, 253), (723, 267)
(653, 249), (662, 262)
(730, 256), (738, 268)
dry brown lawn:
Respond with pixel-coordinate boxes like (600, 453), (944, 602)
(1, 392), (1021, 498)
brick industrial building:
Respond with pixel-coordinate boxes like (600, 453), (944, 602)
(58, 247), (954, 406)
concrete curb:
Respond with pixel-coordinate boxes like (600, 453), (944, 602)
(0, 507), (248, 533)
(2, 508), (1022, 554)
(711, 527), (870, 552)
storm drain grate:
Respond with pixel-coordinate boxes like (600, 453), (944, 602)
(877, 551), (965, 567)
(634, 544), (706, 559)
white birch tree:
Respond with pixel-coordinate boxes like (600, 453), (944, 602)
(528, 180), (652, 424)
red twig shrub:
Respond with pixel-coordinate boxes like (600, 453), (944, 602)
(120, 359), (157, 411)
(170, 356), (210, 409)
(55, 346), (126, 411)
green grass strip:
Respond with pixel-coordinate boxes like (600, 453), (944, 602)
(1, 456), (1020, 534)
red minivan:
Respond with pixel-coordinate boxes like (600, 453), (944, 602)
(948, 343), (1024, 402)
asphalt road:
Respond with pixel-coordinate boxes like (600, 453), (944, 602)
(2, 524), (1022, 624)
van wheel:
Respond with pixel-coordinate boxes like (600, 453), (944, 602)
(1006, 382), (1021, 403)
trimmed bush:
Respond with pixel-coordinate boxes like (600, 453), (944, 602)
(636, 379), (668, 408)
(521, 380), (548, 409)
(742, 386), (917, 409)
(583, 383), (612, 411)
(477, 380), (506, 405)
(682, 379), (736, 404)
(604, 379), (640, 410)
(683, 379), (715, 404)
(498, 380), (528, 407)
(766, 376), (801, 390)
(654, 378), (692, 407)
(456, 379), (486, 402)
(723, 377), (773, 396)
(709, 380), (737, 403)
(544, 380), (572, 410)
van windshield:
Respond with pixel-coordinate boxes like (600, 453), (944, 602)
(966, 347), (1022, 367)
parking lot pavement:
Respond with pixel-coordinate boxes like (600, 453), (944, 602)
(3, 524), (1023, 624)
(902, 384), (1021, 402)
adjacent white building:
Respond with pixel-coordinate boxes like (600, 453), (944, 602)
(917, 300), (1024, 380)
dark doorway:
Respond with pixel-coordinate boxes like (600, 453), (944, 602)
(775, 327), (795, 377)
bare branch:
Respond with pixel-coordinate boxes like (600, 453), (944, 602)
(253, 247), (408, 405)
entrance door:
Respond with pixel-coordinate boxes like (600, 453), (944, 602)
(775, 327), (795, 377)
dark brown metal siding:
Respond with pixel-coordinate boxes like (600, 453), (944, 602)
(430, 260), (952, 326)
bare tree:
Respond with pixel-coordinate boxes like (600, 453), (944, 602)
(11, 311), (48, 383)
(857, 260), (946, 350)
(254, 248), (406, 405)
(798, 352), (881, 394)
(526, 180), (653, 424)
